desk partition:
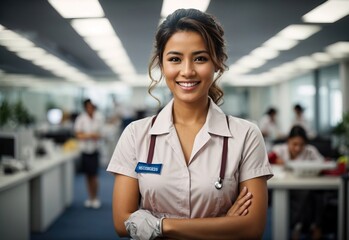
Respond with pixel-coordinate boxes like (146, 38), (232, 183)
(0, 149), (79, 240)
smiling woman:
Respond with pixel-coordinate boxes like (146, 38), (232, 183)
(107, 8), (273, 240)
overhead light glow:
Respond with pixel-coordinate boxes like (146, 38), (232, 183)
(229, 64), (252, 75)
(161, 0), (210, 17)
(84, 35), (122, 51)
(278, 24), (321, 40)
(48, 0), (104, 18)
(251, 47), (279, 60)
(236, 55), (266, 69)
(0, 28), (93, 83)
(293, 56), (319, 70)
(71, 18), (115, 37)
(325, 41), (349, 59)
(311, 52), (333, 63)
(302, 0), (349, 23)
(16, 48), (47, 61)
(263, 36), (299, 51)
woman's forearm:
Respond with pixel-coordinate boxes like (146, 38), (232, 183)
(162, 214), (265, 240)
(162, 177), (268, 240)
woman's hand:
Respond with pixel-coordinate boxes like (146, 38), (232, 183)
(226, 186), (252, 217)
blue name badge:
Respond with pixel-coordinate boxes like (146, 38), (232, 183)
(135, 162), (163, 174)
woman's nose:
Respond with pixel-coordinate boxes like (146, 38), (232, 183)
(180, 61), (196, 78)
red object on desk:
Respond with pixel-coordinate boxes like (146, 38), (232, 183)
(268, 152), (277, 164)
(322, 162), (347, 176)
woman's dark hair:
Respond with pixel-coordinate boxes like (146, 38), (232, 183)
(288, 125), (308, 142)
(148, 8), (228, 105)
(294, 104), (304, 113)
(266, 107), (277, 116)
(83, 99), (92, 108)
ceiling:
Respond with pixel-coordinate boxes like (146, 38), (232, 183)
(0, 0), (348, 86)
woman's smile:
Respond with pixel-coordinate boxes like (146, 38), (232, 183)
(176, 81), (200, 90)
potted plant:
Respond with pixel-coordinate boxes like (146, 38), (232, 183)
(333, 111), (349, 170)
(0, 100), (12, 128)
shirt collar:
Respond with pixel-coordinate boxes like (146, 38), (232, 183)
(149, 98), (232, 138)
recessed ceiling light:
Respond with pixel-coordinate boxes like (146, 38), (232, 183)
(325, 41), (349, 58)
(229, 64), (252, 75)
(311, 52), (333, 63)
(236, 55), (266, 68)
(48, 0), (104, 18)
(84, 35), (122, 51)
(71, 18), (115, 37)
(278, 24), (321, 40)
(161, 0), (210, 17)
(293, 56), (319, 69)
(263, 36), (298, 51)
(251, 47), (279, 60)
(302, 0), (349, 23)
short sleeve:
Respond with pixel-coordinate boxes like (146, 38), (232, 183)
(106, 123), (138, 178)
(239, 124), (273, 182)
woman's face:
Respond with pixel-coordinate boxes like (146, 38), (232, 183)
(287, 136), (306, 159)
(85, 102), (95, 116)
(162, 31), (216, 104)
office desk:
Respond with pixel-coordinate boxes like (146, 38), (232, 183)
(268, 170), (342, 240)
(0, 149), (79, 240)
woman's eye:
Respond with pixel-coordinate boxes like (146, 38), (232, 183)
(195, 56), (208, 62)
(168, 57), (181, 62)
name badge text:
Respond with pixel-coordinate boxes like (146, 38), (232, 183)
(135, 162), (162, 174)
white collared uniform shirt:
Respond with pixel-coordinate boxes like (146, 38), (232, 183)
(272, 143), (324, 164)
(74, 112), (104, 154)
(107, 98), (273, 219)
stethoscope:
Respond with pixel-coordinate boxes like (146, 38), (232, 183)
(147, 116), (229, 190)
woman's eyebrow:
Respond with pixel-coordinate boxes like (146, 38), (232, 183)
(166, 50), (209, 56)
(166, 51), (182, 56)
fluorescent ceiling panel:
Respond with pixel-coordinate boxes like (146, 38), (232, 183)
(263, 36), (298, 51)
(302, 0), (349, 23)
(48, 0), (104, 18)
(161, 0), (210, 17)
(229, 64), (252, 74)
(71, 18), (115, 37)
(251, 47), (279, 60)
(311, 52), (333, 63)
(278, 24), (321, 40)
(325, 41), (349, 58)
(84, 35), (122, 50)
(236, 55), (266, 68)
(16, 49), (47, 61)
(293, 56), (319, 69)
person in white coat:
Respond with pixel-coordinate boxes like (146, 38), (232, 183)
(75, 99), (104, 209)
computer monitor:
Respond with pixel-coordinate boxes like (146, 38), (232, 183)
(0, 129), (34, 162)
(0, 132), (18, 161)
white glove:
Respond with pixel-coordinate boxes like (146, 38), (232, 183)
(125, 209), (164, 240)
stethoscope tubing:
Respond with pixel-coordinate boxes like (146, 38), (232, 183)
(146, 115), (229, 190)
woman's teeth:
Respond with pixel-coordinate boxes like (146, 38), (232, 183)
(178, 82), (199, 87)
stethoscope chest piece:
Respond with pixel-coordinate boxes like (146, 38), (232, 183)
(215, 177), (223, 190)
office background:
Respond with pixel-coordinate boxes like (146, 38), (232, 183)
(1, 1), (349, 240)
(0, 0), (348, 132)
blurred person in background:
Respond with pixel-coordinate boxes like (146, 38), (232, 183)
(291, 103), (316, 139)
(75, 99), (104, 209)
(259, 107), (281, 151)
(271, 125), (325, 239)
